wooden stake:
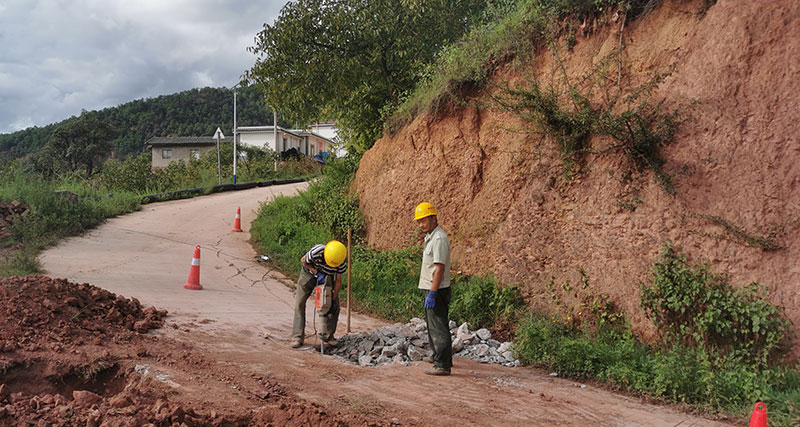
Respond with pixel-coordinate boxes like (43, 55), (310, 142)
(346, 228), (352, 333)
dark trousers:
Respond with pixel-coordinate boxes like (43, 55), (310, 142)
(425, 287), (452, 369)
(292, 269), (339, 341)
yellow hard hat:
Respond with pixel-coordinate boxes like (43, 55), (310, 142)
(414, 202), (437, 221)
(323, 240), (347, 267)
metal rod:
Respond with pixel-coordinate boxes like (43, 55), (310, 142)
(233, 91), (238, 184)
(346, 228), (351, 333)
(216, 136), (221, 185)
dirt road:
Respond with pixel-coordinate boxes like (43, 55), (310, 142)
(39, 184), (734, 426)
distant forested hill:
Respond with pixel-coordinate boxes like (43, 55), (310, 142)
(0, 86), (285, 160)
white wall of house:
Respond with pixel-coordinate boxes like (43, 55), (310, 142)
(237, 125), (337, 156)
(238, 126), (303, 153)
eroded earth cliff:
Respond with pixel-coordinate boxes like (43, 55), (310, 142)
(354, 0), (800, 352)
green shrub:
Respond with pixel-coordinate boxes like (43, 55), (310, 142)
(305, 157), (365, 242)
(450, 273), (525, 329)
(349, 245), (423, 321)
(641, 243), (790, 366)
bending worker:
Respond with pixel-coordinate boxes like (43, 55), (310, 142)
(414, 202), (452, 376)
(291, 240), (348, 349)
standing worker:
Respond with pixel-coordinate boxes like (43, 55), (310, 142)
(291, 240), (348, 349)
(414, 202), (452, 376)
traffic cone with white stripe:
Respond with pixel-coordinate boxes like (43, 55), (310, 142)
(183, 245), (203, 290)
(231, 206), (243, 232)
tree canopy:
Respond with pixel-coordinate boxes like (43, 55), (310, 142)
(244, 0), (486, 154)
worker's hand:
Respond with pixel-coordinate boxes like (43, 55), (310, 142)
(424, 290), (437, 309)
(316, 272), (326, 284)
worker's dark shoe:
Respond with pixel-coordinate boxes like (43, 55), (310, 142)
(424, 366), (451, 376)
(422, 356), (434, 364)
(322, 337), (339, 347)
(290, 338), (303, 349)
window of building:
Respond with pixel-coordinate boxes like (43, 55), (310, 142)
(311, 145), (315, 155)
(162, 149), (172, 159)
(189, 149), (200, 160)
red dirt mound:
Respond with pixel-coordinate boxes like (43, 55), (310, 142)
(0, 276), (387, 426)
(0, 275), (166, 354)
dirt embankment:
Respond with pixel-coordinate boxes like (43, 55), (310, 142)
(354, 0), (800, 352)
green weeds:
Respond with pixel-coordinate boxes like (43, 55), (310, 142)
(515, 245), (799, 424)
(0, 170), (141, 276)
(641, 244), (790, 366)
(494, 70), (679, 191)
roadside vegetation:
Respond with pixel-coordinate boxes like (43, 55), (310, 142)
(0, 146), (319, 277)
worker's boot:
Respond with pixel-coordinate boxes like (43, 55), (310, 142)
(290, 338), (303, 349)
(424, 366), (451, 376)
(322, 337), (339, 347)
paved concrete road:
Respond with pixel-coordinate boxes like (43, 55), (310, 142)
(41, 182), (381, 337)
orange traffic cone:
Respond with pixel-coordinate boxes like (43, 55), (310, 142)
(183, 245), (203, 290)
(749, 402), (767, 427)
(231, 206), (243, 232)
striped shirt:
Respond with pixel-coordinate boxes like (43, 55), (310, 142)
(304, 244), (348, 276)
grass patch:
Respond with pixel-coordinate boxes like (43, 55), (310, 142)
(0, 171), (142, 276)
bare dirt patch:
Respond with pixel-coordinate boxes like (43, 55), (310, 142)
(0, 276), (386, 426)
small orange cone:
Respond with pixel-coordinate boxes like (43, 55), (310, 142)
(231, 206), (243, 232)
(183, 245), (203, 290)
(749, 402), (767, 427)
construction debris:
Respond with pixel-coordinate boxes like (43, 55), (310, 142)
(330, 318), (519, 367)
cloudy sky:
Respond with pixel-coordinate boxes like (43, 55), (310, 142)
(0, 0), (287, 134)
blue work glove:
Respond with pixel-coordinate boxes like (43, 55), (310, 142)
(424, 290), (437, 309)
(316, 272), (326, 284)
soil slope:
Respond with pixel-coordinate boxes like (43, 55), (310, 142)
(354, 0), (800, 352)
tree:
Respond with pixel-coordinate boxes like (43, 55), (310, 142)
(244, 0), (486, 154)
(44, 111), (117, 175)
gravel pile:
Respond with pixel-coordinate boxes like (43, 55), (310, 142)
(330, 318), (519, 367)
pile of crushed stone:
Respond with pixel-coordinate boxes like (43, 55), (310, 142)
(331, 318), (519, 367)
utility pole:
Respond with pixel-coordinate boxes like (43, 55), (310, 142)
(273, 110), (278, 172)
(233, 91), (238, 184)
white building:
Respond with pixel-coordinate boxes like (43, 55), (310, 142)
(236, 125), (337, 157)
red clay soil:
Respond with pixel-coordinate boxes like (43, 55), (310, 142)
(0, 276), (386, 426)
(353, 0), (800, 355)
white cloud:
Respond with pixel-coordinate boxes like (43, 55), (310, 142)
(0, 0), (285, 133)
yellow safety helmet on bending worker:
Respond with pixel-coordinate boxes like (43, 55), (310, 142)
(323, 240), (347, 267)
(414, 202), (437, 221)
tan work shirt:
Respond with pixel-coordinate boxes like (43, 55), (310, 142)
(418, 225), (451, 290)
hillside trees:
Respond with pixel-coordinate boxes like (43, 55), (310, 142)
(0, 86), (282, 161)
(244, 0), (487, 154)
(28, 111), (116, 177)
